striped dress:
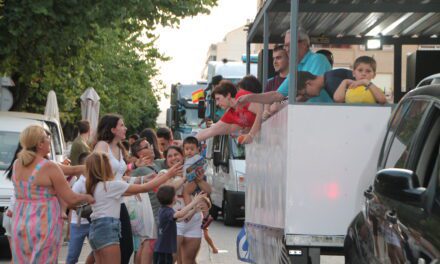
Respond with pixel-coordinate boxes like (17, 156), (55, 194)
(11, 159), (63, 264)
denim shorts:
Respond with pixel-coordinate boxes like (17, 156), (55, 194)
(89, 217), (121, 251)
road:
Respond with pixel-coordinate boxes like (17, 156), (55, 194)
(0, 219), (344, 263)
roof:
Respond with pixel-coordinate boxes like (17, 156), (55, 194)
(248, 0), (440, 44)
(406, 84), (440, 101)
(0, 111), (54, 123)
(0, 115), (45, 133)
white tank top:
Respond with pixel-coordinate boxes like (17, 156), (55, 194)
(107, 145), (127, 181)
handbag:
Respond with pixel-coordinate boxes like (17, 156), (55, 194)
(124, 192), (156, 238)
(75, 203), (92, 223)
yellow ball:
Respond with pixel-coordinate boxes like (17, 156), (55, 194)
(345, 85), (376, 104)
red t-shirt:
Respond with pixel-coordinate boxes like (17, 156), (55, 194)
(220, 89), (256, 128)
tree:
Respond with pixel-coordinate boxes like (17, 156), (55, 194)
(0, 0), (217, 138)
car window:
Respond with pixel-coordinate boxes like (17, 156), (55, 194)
(46, 121), (63, 156)
(221, 135), (230, 164)
(231, 138), (245, 160)
(0, 131), (20, 170)
(378, 100), (411, 169)
(418, 80), (432, 87)
(384, 100), (430, 169)
(415, 107), (440, 187)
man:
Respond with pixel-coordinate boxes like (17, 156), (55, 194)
(263, 45), (289, 119)
(237, 28), (332, 106)
(265, 45), (289, 93)
(69, 120), (91, 166)
(156, 126), (181, 153)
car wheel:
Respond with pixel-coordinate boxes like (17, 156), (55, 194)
(223, 196), (236, 226)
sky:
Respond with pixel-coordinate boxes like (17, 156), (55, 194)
(154, 0), (258, 124)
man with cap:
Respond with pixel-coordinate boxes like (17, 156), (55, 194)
(235, 28), (332, 106)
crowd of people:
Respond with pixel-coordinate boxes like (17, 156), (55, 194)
(3, 117), (220, 264)
(2, 26), (389, 264)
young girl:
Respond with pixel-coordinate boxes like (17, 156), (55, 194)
(85, 151), (180, 264)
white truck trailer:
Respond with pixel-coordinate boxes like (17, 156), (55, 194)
(242, 0), (440, 263)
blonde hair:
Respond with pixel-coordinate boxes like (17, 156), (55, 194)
(18, 125), (50, 167)
(85, 152), (114, 195)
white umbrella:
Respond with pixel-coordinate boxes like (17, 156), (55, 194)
(80, 87), (100, 137)
(44, 90), (60, 123)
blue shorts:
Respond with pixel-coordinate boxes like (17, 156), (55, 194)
(89, 217), (121, 251)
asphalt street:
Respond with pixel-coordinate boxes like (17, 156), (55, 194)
(0, 219), (344, 264)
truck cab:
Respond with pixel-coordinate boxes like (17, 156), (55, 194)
(205, 134), (246, 226)
(167, 83), (207, 139)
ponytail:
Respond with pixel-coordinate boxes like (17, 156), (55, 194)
(17, 149), (37, 167)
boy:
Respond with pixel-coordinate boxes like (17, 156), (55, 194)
(333, 56), (387, 104)
(181, 136), (211, 205)
(154, 186), (206, 264)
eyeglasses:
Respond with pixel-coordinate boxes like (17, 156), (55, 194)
(137, 144), (152, 151)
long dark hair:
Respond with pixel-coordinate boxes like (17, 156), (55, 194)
(95, 114), (127, 160)
(164, 145), (183, 168)
(139, 128), (162, 159)
(5, 144), (23, 180)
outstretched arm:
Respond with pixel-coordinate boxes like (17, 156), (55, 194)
(236, 91), (285, 106)
(196, 120), (235, 142)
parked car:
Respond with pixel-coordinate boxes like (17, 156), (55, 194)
(344, 84), (440, 263)
(0, 111), (65, 258)
(416, 73), (440, 88)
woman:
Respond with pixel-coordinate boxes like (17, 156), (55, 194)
(196, 75), (263, 144)
(11, 125), (94, 263)
(93, 113), (133, 264)
(139, 128), (163, 159)
(159, 146), (211, 264)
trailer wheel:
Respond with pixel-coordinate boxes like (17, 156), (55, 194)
(223, 196), (236, 226)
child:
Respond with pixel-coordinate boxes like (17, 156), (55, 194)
(181, 137), (217, 254)
(334, 56), (387, 104)
(199, 196), (218, 254)
(154, 186), (206, 264)
(66, 152), (92, 264)
(85, 152), (180, 264)
(181, 136), (212, 205)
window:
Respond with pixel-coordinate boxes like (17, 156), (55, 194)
(0, 131), (20, 170)
(378, 100), (411, 169)
(414, 107), (440, 187)
(384, 100), (430, 169)
(231, 137), (245, 160)
(46, 121), (63, 156)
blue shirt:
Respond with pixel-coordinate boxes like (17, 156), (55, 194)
(155, 206), (177, 254)
(277, 50), (332, 98)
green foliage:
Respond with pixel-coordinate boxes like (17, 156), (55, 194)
(0, 0), (217, 139)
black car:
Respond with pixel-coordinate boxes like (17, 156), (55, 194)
(344, 84), (440, 264)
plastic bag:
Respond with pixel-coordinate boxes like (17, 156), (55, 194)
(124, 192), (157, 238)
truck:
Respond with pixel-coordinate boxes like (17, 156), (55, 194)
(201, 58), (258, 226)
(240, 0), (440, 263)
(166, 82), (208, 140)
